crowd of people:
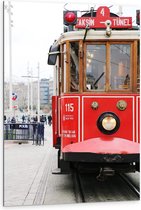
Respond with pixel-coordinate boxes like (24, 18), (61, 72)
(4, 114), (52, 125)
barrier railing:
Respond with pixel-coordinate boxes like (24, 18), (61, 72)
(4, 123), (45, 145)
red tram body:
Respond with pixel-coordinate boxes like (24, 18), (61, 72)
(48, 6), (140, 176)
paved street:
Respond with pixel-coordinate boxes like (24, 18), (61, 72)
(3, 124), (140, 207)
(4, 125), (75, 207)
(4, 124), (50, 206)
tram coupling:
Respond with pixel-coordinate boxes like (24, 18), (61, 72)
(96, 167), (115, 181)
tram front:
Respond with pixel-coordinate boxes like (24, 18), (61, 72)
(48, 6), (140, 174)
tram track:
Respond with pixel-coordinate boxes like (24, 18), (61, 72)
(72, 170), (140, 203)
(72, 170), (85, 203)
(118, 173), (140, 198)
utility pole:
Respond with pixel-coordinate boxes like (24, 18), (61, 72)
(21, 74), (31, 119)
(5, 1), (13, 116)
(9, 1), (13, 116)
(22, 68), (38, 121)
(37, 62), (40, 122)
(27, 62), (30, 116)
(30, 68), (33, 119)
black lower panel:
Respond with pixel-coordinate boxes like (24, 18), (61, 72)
(63, 152), (140, 163)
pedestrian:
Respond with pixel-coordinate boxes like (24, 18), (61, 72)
(40, 115), (44, 122)
(4, 115), (6, 123)
(28, 116), (30, 123)
(48, 115), (52, 126)
(44, 116), (47, 124)
(7, 117), (10, 123)
(22, 115), (25, 123)
(11, 117), (16, 123)
(35, 116), (38, 122)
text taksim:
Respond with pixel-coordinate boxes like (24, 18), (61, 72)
(77, 18), (95, 27)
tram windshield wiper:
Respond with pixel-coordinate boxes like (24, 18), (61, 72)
(93, 72), (105, 89)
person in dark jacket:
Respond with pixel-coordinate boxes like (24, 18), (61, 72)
(11, 117), (16, 123)
(22, 115), (25, 123)
(4, 115), (6, 123)
(48, 115), (52, 126)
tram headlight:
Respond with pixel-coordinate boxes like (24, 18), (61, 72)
(102, 116), (116, 131)
(97, 112), (120, 135)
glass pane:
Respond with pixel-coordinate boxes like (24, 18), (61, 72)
(70, 42), (79, 92)
(110, 44), (131, 90)
(48, 44), (59, 65)
(63, 44), (66, 93)
(86, 45), (106, 91)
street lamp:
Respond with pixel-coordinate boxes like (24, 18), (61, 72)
(37, 63), (40, 122)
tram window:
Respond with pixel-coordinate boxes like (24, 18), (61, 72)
(70, 42), (79, 92)
(48, 44), (60, 65)
(63, 44), (67, 93)
(110, 44), (131, 90)
(86, 45), (106, 91)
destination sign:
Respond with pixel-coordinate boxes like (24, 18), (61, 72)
(75, 6), (132, 29)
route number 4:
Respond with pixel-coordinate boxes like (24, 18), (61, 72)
(65, 103), (74, 112)
(100, 8), (105, 16)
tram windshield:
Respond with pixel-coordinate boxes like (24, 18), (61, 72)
(70, 42), (79, 92)
(86, 44), (106, 90)
(61, 41), (136, 93)
(110, 44), (131, 90)
(85, 43), (131, 91)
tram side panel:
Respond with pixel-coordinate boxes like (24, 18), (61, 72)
(60, 96), (80, 150)
(52, 96), (60, 148)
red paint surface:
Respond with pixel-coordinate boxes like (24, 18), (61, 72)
(62, 137), (139, 154)
(52, 94), (140, 154)
(52, 96), (59, 147)
(137, 97), (140, 143)
(83, 96), (133, 141)
(61, 97), (79, 150)
(59, 94), (139, 149)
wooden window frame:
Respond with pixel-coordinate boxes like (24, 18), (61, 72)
(60, 40), (138, 94)
(84, 41), (137, 94)
(62, 40), (81, 94)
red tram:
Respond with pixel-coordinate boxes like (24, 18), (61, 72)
(48, 6), (140, 176)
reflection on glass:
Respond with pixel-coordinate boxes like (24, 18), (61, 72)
(110, 44), (131, 90)
(63, 44), (66, 93)
(86, 45), (106, 91)
(70, 42), (79, 92)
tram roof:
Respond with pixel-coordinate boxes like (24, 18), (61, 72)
(57, 30), (140, 44)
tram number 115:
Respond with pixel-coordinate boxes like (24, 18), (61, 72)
(65, 103), (74, 112)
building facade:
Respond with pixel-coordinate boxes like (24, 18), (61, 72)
(40, 78), (50, 107)
(4, 78), (53, 114)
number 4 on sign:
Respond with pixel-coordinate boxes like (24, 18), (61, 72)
(97, 6), (110, 18)
(100, 8), (105, 16)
